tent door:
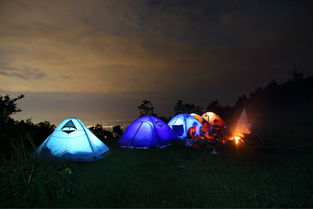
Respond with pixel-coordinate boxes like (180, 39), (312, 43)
(172, 125), (184, 137)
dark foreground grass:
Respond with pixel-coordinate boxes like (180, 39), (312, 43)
(1, 142), (313, 208)
(70, 144), (313, 208)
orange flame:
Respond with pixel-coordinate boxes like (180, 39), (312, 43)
(229, 134), (245, 145)
(233, 136), (240, 144)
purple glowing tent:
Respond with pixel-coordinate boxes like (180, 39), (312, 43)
(118, 116), (175, 149)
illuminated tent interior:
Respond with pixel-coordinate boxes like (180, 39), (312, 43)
(202, 112), (226, 127)
(37, 117), (110, 161)
(118, 116), (175, 149)
(190, 113), (205, 124)
(168, 114), (202, 139)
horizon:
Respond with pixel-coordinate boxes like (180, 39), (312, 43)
(7, 72), (310, 126)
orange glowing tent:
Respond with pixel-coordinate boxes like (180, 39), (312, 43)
(202, 112), (226, 127)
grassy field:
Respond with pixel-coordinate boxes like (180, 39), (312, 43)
(3, 141), (312, 208)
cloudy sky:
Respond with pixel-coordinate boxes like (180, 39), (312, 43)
(0, 0), (312, 126)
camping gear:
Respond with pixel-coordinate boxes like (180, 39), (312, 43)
(202, 112), (226, 127)
(37, 117), (109, 161)
(168, 113), (202, 139)
(118, 116), (175, 149)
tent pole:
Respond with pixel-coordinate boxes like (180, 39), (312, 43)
(128, 121), (144, 147)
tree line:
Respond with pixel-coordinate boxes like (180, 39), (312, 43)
(1, 70), (312, 160)
(138, 71), (313, 138)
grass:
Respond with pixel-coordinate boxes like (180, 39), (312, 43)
(68, 144), (313, 208)
(1, 141), (313, 208)
(0, 136), (75, 208)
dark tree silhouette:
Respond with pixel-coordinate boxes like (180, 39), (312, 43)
(138, 100), (157, 117)
(0, 94), (24, 125)
(174, 100), (184, 115)
(32, 121), (55, 146)
(206, 100), (222, 113)
(174, 100), (203, 115)
(235, 94), (247, 108)
(0, 94), (56, 159)
(292, 70), (304, 81)
(113, 125), (123, 138)
(89, 124), (113, 143)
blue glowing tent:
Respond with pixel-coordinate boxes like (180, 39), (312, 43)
(118, 116), (175, 149)
(37, 117), (109, 161)
(168, 114), (202, 139)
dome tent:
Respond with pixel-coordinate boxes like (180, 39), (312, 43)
(168, 114), (202, 139)
(190, 113), (205, 124)
(202, 112), (226, 127)
(118, 116), (175, 149)
(37, 117), (109, 161)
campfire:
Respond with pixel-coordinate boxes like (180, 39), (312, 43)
(229, 108), (251, 145)
(230, 134), (245, 145)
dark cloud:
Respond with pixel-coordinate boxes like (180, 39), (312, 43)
(0, 66), (46, 80)
(0, 0), (312, 124)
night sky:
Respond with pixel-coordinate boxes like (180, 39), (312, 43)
(1, 0), (312, 126)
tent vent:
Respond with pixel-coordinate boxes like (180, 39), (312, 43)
(61, 120), (77, 134)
